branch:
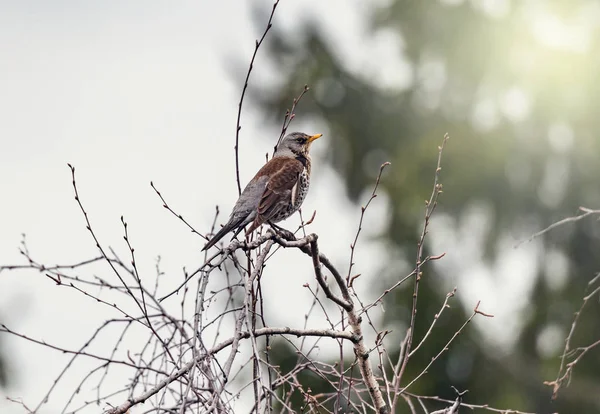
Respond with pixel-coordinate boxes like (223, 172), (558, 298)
(401, 301), (493, 394)
(408, 288), (456, 358)
(347, 162), (391, 283)
(393, 133), (449, 405)
(522, 209), (600, 399)
(515, 206), (600, 247)
(235, 0), (280, 195)
(545, 274), (600, 399)
(407, 392), (556, 414)
(308, 236), (353, 311)
(545, 338), (600, 400)
(193, 228), (391, 413)
(103, 326), (356, 414)
(274, 85), (311, 153)
(0, 324), (158, 373)
(151, 181), (207, 240)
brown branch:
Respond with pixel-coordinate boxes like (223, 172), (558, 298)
(308, 237), (353, 311)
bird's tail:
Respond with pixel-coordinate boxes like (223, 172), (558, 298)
(202, 224), (233, 251)
(202, 215), (247, 251)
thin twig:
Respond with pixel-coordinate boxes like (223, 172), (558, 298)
(401, 301), (493, 394)
(408, 288), (457, 358)
(347, 162), (391, 283)
(274, 85), (311, 153)
(103, 326), (356, 414)
(393, 134), (449, 409)
(515, 206), (600, 248)
(235, 0), (280, 195)
(407, 392), (556, 414)
(545, 275), (600, 399)
(151, 181), (207, 240)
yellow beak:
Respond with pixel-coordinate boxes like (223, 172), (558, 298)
(308, 133), (322, 143)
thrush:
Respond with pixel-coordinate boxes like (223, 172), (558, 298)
(202, 132), (322, 251)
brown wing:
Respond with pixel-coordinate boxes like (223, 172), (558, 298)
(246, 158), (304, 233)
(258, 158), (303, 217)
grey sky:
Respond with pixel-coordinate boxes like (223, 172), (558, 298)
(0, 1), (538, 412)
(0, 2), (388, 412)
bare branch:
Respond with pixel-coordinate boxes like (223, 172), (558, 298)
(274, 85), (311, 153)
(103, 326), (356, 414)
(151, 181), (207, 240)
(393, 134), (449, 408)
(235, 0), (281, 195)
(400, 301), (493, 394)
(347, 162), (391, 283)
(545, 274), (600, 398)
(515, 206), (600, 247)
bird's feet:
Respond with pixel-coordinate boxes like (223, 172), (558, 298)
(267, 222), (295, 241)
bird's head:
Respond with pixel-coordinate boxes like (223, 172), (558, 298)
(275, 132), (322, 158)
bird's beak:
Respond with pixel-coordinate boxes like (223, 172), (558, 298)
(308, 133), (322, 144)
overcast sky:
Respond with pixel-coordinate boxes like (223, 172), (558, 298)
(0, 2), (394, 412)
(0, 1), (540, 413)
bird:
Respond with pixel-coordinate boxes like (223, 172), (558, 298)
(202, 132), (322, 251)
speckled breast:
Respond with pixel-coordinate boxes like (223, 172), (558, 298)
(273, 168), (310, 223)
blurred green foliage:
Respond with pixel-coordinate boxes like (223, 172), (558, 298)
(249, 0), (600, 412)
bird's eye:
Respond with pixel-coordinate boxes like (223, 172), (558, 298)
(296, 137), (306, 143)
